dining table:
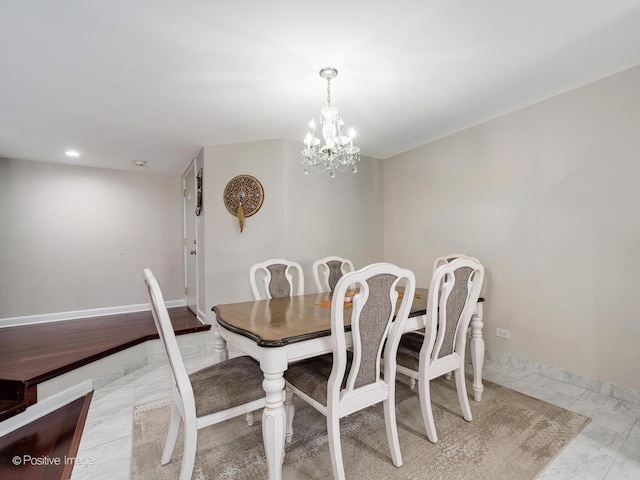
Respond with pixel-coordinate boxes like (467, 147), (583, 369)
(212, 288), (485, 480)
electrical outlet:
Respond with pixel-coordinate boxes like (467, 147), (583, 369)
(496, 328), (511, 339)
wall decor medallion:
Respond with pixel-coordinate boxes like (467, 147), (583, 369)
(223, 174), (264, 233)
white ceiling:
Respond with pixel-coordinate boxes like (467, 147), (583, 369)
(1, 1), (640, 175)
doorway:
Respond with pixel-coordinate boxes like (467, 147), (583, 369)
(183, 160), (198, 315)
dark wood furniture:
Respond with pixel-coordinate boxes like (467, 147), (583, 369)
(0, 307), (209, 421)
(0, 393), (92, 480)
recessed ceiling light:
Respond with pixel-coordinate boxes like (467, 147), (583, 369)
(132, 160), (147, 167)
(65, 150), (80, 157)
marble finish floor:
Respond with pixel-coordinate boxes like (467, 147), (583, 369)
(70, 355), (640, 480)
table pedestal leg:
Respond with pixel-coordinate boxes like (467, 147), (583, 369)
(212, 324), (229, 363)
(469, 303), (485, 402)
(262, 371), (286, 480)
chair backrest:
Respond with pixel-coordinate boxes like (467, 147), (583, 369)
(328, 263), (415, 410)
(432, 253), (480, 273)
(143, 268), (195, 407)
(312, 256), (355, 292)
(424, 258), (484, 362)
(249, 258), (304, 300)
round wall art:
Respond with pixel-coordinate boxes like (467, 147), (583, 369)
(223, 174), (264, 232)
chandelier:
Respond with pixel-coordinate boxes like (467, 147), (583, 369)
(301, 67), (360, 178)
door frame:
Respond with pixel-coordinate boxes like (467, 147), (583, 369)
(182, 159), (199, 318)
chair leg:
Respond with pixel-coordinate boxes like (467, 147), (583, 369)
(327, 415), (346, 480)
(246, 411), (255, 426)
(161, 401), (181, 465)
(454, 368), (473, 422)
(383, 398), (403, 467)
(417, 378), (438, 443)
(179, 414), (198, 480)
(284, 388), (295, 443)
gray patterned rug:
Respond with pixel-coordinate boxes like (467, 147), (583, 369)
(131, 376), (589, 479)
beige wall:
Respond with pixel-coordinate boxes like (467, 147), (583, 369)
(0, 158), (185, 318)
(383, 65), (640, 391)
(201, 138), (384, 321)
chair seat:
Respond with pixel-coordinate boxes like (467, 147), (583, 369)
(396, 332), (424, 371)
(190, 356), (265, 417)
(284, 353), (352, 407)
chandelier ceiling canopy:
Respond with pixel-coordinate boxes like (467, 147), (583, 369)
(301, 67), (360, 178)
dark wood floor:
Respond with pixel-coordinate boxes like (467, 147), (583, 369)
(0, 307), (209, 420)
(0, 393), (92, 480)
(0, 307), (208, 384)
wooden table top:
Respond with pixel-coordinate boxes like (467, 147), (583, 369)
(212, 288), (429, 347)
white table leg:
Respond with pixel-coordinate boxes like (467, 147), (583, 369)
(285, 388), (295, 443)
(261, 353), (287, 480)
(212, 324), (229, 363)
(469, 302), (485, 402)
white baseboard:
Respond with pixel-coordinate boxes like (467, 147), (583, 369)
(0, 380), (93, 437)
(0, 299), (187, 328)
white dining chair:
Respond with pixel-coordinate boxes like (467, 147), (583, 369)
(283, 263), (416, 480)
(312, 256), (355, 292)
(249, 258), (304, 300)
(403, 252), (480, 387)
(395, 257), (484, 443)
(143, 268), (266, 480)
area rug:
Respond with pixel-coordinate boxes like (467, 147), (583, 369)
(131, 376), (589, 479)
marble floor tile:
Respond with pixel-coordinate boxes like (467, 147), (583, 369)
(79, 407), (133, 450)
(619, 419), (640, 462)
(481, 359), (539, 392)
(71, 435), (131, 479)
(570, 391), (638, 436)
(85, 385), (135, 421)
(541, 422), (623, 480)
(132, 367), (173, 404)
(515, 374), (586, 409)
(538, 466), (592, 480)
(605, 454), (640, 480)
(621, 398), (640, 417)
